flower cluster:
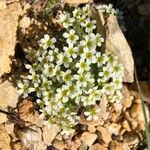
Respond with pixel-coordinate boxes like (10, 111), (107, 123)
(17, 4), (124, 135)
(95, 3), (123, 19)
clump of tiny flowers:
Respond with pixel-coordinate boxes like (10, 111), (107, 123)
(95, 3), (123, 19)
(17, 4), (124, 135)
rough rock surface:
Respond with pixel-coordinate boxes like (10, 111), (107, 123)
(81, 132), (97, 147)
(0, 2), (22, 76)
(42, 125), (60, 146)
(105, 15), (134, 82)
(17, 125), (46, 150)
(89, 143), (107, 150)
(0, 0), (7, 10)
(0, 80), (19, 110)
(18, 99), (43, 127)
(0, 125), (11, 150)
(0, 113), (8, 124)
(97, 126), (112, 144)
(65, 0), (90, 5)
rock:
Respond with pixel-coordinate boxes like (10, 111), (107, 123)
(52, 140), (66, 150)
(55, 134), (63, 141)
(81, 132), (97, 147)
(17, 125), (47, 150)
(12, 142), (26, 150)
(0, 0), (7, 10)
(138, 4), (150, 16)
(74, 138), (81, 149)
(4, 122), (14, 134)
(97, 126), (112, 144)
(19, 16), (31, 34)
(130, 103), (150, 125)
(107, 123), (121, 136)
(0, 80), (19, 110)
(65, 0), (90, 5)
(89, 143), (107, 150)
(88, 125), (96, 133)
(105, 15), (134, 82)
(18, 99), (43, 126)
(123, 132), (139, 147)
(122, 86), (133, 110)
(79, 142), (88, 150)
(122, 120), (131, 132)
(0, 2), (22, 76)
(0, 125), (11, 150)
(0, 113), (7, 124)
(42, 125), (60, 146)
(65, 139), (81, 150)
(109, 140), (130, 150)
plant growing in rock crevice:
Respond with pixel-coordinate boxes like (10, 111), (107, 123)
(17, 4), (124, 135)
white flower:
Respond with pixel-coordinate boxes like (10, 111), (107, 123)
(98, 66), (112, 81)
(56, 86), (69, 103)
(27, 71), (40, 83)
(43, 63), (54, 77)
(61, 128), (75, 136)
(101, 83), (114, 95)
(112, 78), (123, 89)
(96, 52), (103, 67)
(36, 99), (44, 106)
(67, 82), (79, 99)
(25, 64), (32, 70)
(106, 4), (116, 15)
(63, 44), (78, 58)
(39, 34), (56, 49)
(43, 90), (53, 101)
(29, 83), (41, 97)
(107, 55), (118, 65)
(90, 33), (104, 47)
(62, 70), (72, 83)
(53, 65), (62, 81)
(79, 15), (86, 26)
(75, 95), (82, 104)
(38, 56), (48, 65)
(81, 48), (96, 64)
(63, 29), (79, 45)
(82, 18), (96, 33)
(97, 78), (106, 87)
(58, 11), (74, 28)
(17, 81), (29, 97)
(75, 59), (90, 73)
(112, 64), (124, 75)
(109, 90), (123, 102)
(84, 108), (100, 121)
(57, 53), (72, 68)
(82, 4), (91, 16)
(47, 48), (59, 63)
(41, 77), (52, 90)
(81, 96), (90, 106)
(73, 8), (81, 18)
(74, 72), (90, 87)
(96, 4), (106, 13)
(96, 53), (109, 67)
(88, 87), (101, 102)
(80, 34), (96, 50)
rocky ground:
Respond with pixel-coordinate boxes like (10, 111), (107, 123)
(0, 0), (150, 150)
